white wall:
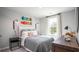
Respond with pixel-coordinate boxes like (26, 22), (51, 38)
(0, 7), (76, 49)
(39, 9), (77, 36)
(39, 18), (48, 35)
(0, 8), (21, 48)
(34, 18), (40, 33)
(61, 9), (77, 35)
(0, 7), (39, 49)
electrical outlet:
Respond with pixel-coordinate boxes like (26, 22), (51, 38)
(0, 35), (2, 37)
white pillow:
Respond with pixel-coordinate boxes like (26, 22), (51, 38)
(22, 31), (28, 36)
(32, 31), (38, 36)
(21, 31), (33, 37)
(21, 30), (38, 38)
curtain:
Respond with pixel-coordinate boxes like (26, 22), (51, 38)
(77, 7), (79, 32)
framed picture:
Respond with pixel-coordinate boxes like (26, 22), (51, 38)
(20, 16), (32, 26)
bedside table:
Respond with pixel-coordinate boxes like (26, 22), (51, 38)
(9, 37), (21, 50)
(52, 36), (79, 52)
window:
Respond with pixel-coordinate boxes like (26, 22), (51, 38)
(47, 15), (59, 37)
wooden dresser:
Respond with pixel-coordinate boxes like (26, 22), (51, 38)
(52, 36), (79, 52)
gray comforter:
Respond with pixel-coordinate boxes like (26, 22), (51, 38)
(24, 35), (54, 52)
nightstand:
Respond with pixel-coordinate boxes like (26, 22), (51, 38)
(9, 37), (21, 50)
(52, 36), (79, 52)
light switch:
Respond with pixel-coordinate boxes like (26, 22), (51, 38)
(0, 35), (2, 37)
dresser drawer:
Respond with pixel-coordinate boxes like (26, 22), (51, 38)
(52, 36), (79, 52)
(53, 46), (72, 52)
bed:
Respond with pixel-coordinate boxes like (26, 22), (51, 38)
(21, 30), (54, 52)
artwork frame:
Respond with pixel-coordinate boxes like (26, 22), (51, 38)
(20, 16), (32, 26)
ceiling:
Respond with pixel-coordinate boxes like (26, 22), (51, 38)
(7, 7), (75, 18)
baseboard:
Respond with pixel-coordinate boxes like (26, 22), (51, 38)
(0, 46), (9, 51)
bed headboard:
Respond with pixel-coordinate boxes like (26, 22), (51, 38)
(20, 29), (36, 36)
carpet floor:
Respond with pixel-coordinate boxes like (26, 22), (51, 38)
(0, 47), (28, 52)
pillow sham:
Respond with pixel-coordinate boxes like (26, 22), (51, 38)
(32, 31), (38, 36)
(21, 30), (38, 37)
(28, 32), (33, 37)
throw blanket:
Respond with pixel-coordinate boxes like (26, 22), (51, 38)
(24, 35), (54, 52)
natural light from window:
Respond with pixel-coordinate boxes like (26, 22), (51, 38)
(47, 16), (59, 37)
